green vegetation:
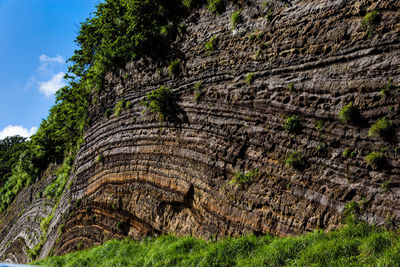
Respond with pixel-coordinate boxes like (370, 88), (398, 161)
(230, 9), (243, 29)
(287, 82), (294, 91)
(285, 151), (305, 170)
(168, 59), (181, 77)
(315, 120), (324, 131)
(343, 148), (357, 159)
(140, 86), (176, 121)
(368, 117), (393, 138)
(205, 35), (219, 51)
(34, 219), (400, 266)
(245, 72), (255, 85)
(284, 115), (301, 133)
(0, 136), (27, 186)
(339, 102), (358, 124)
(365, 152), (385, 169)
(362, 10), (379, 38)
(0, 0), (207, 214)
(193, 81), (203, 102)
(229, 169), (258, 186)
(208, 0), (225, 14)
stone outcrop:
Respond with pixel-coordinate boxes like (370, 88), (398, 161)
(0, 0), (399, 263)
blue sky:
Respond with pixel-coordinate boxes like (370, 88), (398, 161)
(0, 0), (99, 139)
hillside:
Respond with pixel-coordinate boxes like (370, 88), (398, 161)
(0, 0), (399, 264)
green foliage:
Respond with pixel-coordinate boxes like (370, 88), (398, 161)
(114, 100), (125, 117)
(315, 120), (324, 131)
(342, 148), (357, 159)
(0, 136), (27, 186)
(284, 115), (301, 133)
(365, 151), (385, 169)
(44, 155), (74, 199)
(230, 169), (258, 186)
(105, 108), (112, 118)
(193, 81), (203, 102)
(287, 82), (294, 91)
(95, 154), (104, 164)
(140, 86), (176, 121)
(245, 72), (255, 85)
(208, 0), (225, 14)
(33, 220), (400, 267)
(205, 35), (219, 51)
(285, 151), (305, 170)
(231, 9), (243, 29)
(168, 59), (181, 77)
(339, 102), (358, 124)
(362, 10), (379, 38)
(368, 117), (393, 138)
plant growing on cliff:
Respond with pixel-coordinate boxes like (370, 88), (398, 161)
(362, 10), (380, 38)
(285, 115), (301, 133)
(168, 59), (181, 77)
(231, 9), (243, 29)
(140, 86), (176, 121)
(365, 151), (385, 169)
(205, 35), (219, 51)
(229, 168), (258, 186)
(246, 73), (255, 85)
(368, 117), (393, 138)
(285, 151), (305, 170)
(193, 81), (203, 102)
(339, 102), (359, 124)
(208, 0), (225, 14)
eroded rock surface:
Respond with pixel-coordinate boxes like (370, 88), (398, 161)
(0, 0), (399, 262)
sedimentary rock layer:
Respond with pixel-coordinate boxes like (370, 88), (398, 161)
(0, 0), (399, 262)
(56, 0), (400, 255)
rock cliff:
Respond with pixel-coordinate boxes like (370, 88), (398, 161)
(0, 0), (399, 263)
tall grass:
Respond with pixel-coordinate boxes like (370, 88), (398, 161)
(34, 221), (400, 266)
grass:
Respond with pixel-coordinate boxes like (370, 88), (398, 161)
(229, 169), (258, 186)
(140, 86), (176, 121)
(208, 0), (225, 14)
(168, 59), (181, 77)
(284, 115), (301, 133)
(205, 35), (219, 51)
(231, 9), (243, 29)
(33, 220), (400, 267)
(287, 82), (294, 91)
(339, 102), (358, 124)
(285, 151), (305, 170)
(362, 10), (379, 38)
(245, 72), (255, 85)
(368, 117), (393, 138)
(365, 151), (385, 169)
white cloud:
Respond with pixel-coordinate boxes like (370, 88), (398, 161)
(24, 76), (36, 91)
(38, 72), (66, 97)
(38, 54), (65, 74)
(0, 125), (38, 139)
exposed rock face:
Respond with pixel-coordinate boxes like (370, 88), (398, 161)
(0, 0), (399, 263)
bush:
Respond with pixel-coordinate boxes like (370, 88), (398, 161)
(365, 152), (385, 169)
(231, 9), (243, 29)
(208, 0), (225, 14)
(168, 59), (181, 77)
(339, 102), (358, 124)
(368, 117), (393, 138)
(285, 115), (301, 133)
(229, 169), (258, 186)
(285, 151), (305, 170)
(362, 10), (379, 38)
(140, 86), (176, 121)
(205, 35), (219, 51)
(246, 73), (255, 85)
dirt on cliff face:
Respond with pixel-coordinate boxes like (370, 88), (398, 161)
(0, 0), (399, 263)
